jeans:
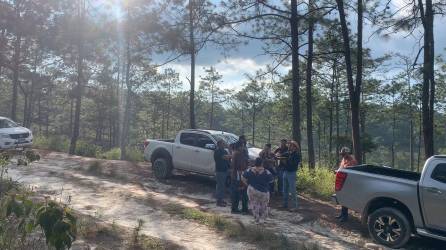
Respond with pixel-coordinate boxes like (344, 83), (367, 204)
(283, 171), (297, 208)
(340, 206), (348, 218)
(231, 179), (248, 212)
(277, 168), (284, 194)
(215, 171), (228, 202)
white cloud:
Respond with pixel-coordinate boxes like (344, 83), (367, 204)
(160, 57), (290, 92)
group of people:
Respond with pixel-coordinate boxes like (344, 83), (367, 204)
(213, 136), (301, 223)
(214, 135), (359, 224)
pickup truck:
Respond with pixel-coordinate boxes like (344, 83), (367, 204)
(143, 129), (261, 179)
(0, 116), (33, 150)
(333, 156), (446, 248)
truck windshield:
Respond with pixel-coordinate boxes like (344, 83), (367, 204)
(0, 119), (18, 129)
(212, 134), (254, 148)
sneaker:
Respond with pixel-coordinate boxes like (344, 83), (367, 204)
(216, 202), (226, 207)
(231, 209), (241, 214)
(335, 214), (343, 219)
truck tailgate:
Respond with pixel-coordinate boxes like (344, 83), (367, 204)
(336, 168), (420, 218)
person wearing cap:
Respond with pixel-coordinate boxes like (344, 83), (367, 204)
(274, 139), (289, 195)
(283, 140), (300, 210)
(242, 157), (274, 224)
(230, 142), (249, 214)
(214, 140), (231, 207)
(336, 146), (358, 222)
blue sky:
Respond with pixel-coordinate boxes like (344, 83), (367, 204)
(96, 0), (446, 91)
(159, 1), (446, 91)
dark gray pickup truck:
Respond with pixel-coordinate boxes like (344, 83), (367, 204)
(333, 156), (446, 248)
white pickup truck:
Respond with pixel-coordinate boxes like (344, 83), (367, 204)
(143, 129), (261, 179)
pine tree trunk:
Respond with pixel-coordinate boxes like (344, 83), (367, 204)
(290, 0), (301, 144)
(421, 0), (435, 158)
(329, 60), (336, 162)
(120, 28), (132, 160)
(306, 6), (315, 169)
(335, 0), (363, 163)
(11, 34), (21, 121)
(252, 104), (256, 145)
(189, 0), (196, 129)
(69, 0), (85, 155)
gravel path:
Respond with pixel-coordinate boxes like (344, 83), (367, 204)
(7, 151), (444, 250)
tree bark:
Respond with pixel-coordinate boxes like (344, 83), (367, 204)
(290, 0), (301, 144)
(305, 5), (315, 169)
(69, 0), (85, 155)
(407, 64), (415, 171)
(420, 0), (435, 158)
(210, 81), (214, 129)
(189, 0), (196, 129)
(11, 34), (22, 121)
(120, 16), (132, 160)
(252, 104), (256, 145)
(335, 0), (363, 163)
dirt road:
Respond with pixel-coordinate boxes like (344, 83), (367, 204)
(7, 151), (444, 250)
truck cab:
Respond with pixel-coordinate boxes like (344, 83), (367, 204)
(144, 129), (261, 179)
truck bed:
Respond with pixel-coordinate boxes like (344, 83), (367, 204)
(349, 165), (421, 181)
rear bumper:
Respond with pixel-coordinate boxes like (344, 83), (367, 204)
(331, 194), (339, 205)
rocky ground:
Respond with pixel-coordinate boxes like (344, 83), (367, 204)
(6, 150), (444, 250)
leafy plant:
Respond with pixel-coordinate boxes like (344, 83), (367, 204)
(74, 141), (102, 158)
(36, 201), (77, 250)
(99, 147), (121, 160)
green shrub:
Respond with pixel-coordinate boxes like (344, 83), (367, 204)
(33, 135), (70, 152)
(99, 148), (121, 160)
(74, 141), (102, 158)
(297, 166), (335, 200)
(125, 147), (144, 162)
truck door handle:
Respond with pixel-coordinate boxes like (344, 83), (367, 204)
(176, 146), (181, 149)
(426, 187), (442, 194)
(194, 150), (200, 153)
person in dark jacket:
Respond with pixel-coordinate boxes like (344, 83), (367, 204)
(230, 142), (249, 214)
(259, 143), (276, 193)
(283, 140), (300, 210)
(242, 158), (274, 223)
(274, 139), (289, 195)
(214, 140), (231, 207)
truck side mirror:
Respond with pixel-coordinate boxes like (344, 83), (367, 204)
(205, 144), (216, 150)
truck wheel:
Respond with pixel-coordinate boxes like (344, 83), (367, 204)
(368, 207), (412, 249)
(152, 158), (172, 179)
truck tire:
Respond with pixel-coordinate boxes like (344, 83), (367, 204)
(368, 207), (412, 249)
(152, 158), (172, 180)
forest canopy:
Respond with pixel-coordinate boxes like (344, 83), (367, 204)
(0, 0), (445, 170)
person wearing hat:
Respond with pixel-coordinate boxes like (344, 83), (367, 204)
(336, 146), (358, 222)
(214, 140), (231, 207)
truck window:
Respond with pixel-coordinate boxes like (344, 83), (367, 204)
(431, 163), (446, 184)
(195, 134), (214, 149)
(180, 133), (195, 146)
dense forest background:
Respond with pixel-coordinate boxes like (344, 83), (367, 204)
(1, 0), (445, 171)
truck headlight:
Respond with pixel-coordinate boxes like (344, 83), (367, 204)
(0, 133), (10, 139)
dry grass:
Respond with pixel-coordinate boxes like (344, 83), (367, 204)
(163, 203), (317, 250)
